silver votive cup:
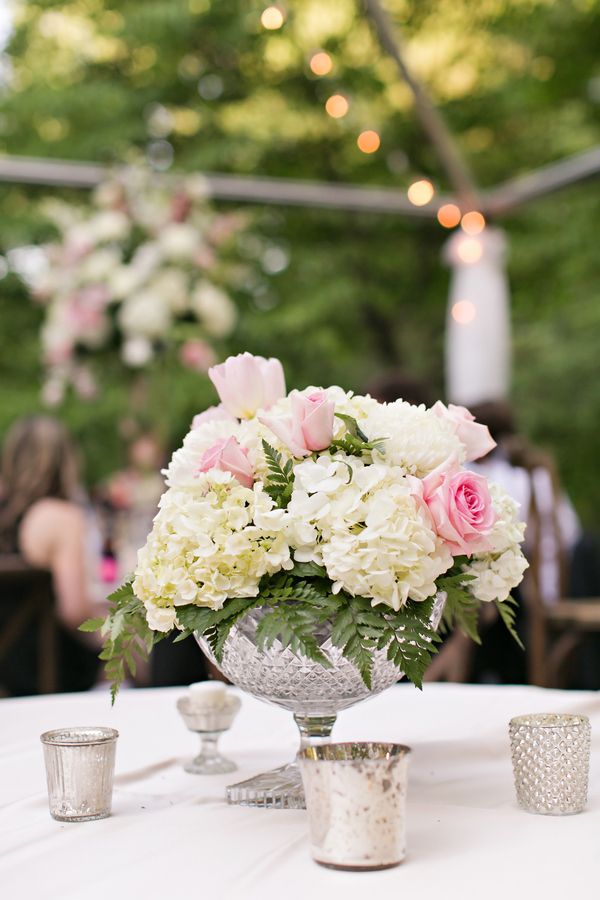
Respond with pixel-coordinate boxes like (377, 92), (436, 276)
(509, 713), (591, 815)
(40, 727), (119, 822)
(298, 742), (411, 871)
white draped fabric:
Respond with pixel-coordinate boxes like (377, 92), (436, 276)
(444, 227), (511, 406)
(2, 683), (600, 898)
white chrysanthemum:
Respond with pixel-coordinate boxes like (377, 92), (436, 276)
(287, 455), (453, 610)
(463, 481), (529, 603)
(132, 473), (293, 622)
(361, 400), (464, 475)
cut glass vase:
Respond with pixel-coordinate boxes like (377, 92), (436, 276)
(196, 593), (445, 810)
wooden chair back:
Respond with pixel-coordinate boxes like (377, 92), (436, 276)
(0, 555), (58, 694)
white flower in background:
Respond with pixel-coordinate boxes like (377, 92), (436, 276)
(159, 222), (198, 259)
(118, 291), (172, 339)
(191, 281), (237, 337)
(121, 336), (154, 368)
(21, 171), (247, 404)
(78, 247), (122, 284)
(150, 268), (190, 314)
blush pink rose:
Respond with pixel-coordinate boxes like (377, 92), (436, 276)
(191, 404), (236, 430)
(208, 352), (286, 419)
(432, 401), (496, 462)
(260, 389), (335, 458)
(197, 436), (254, 488)
(422, 456), (496, 555)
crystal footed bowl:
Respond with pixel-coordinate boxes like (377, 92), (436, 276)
(195, 593), (445, 810)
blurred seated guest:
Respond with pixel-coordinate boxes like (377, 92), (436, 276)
(365, 370), (433, 407)
(425, 400), (579, 685)
(0, 416), (100, 695)
(99, 431), (167, 578)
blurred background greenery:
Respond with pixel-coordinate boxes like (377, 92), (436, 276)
(0, 0), (598, 525)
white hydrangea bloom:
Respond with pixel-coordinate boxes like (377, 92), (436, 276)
(132, 473), (293, 622)
(287, 455), (453, 610)
(463, 481), (529, 603)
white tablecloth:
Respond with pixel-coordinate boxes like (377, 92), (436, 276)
(2, 683), (600, 898)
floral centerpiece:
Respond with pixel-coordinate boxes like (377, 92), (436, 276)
(23, 169), (248, 405)
(92, 352), (528, 701)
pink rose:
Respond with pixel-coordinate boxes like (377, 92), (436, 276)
(191, 404), (236, 430)
(432, 401), (496, 462)
(208, 352), (286, 419)
(260, 389), (335, 458)
(197, 436), (254, 488)
(422, 456), (496, 555)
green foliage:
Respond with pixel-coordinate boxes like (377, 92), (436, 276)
(330, 413), (386, 458)
(495, 595), (525, 651)
(261, 440), (295, 508)
(81, 580), (167, 704)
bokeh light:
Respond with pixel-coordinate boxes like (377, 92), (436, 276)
(461, 211), (486, 235)
(309, 52), (332, 76)
(407, 179), (434, 206)
(451, 300), (477, 324)
(261, 6), (284, 30)
(456, 237), (483, 264)
(437, 203), (461, 228)
(357, 130), (381, 154)
(325, 94), (349, 118)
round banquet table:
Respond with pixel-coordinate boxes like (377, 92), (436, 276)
(2, 682), (600, 898)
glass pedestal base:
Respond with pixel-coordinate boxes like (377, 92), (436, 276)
(226, 761), (305, 809)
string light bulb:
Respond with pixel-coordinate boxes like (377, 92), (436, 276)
(437, 203), (461, 228)
(461, 211), (486, 235)
(325, 94), (349, 118)
(407, 179), (434, 206)
(309, 52), (332, 76)
(451, 300), (477, 324)
(357, 130), (381, 153)
(261, 6), (284, 29)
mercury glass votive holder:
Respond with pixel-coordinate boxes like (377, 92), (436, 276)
(40, 727), (119, 822)
(298, 742), (411, 871)
(509, 713), (591, 816)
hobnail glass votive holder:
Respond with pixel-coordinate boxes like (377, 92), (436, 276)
(298, 742), (411, 871)
(40, 727), (119, 822)
(509, 713), (591, 816)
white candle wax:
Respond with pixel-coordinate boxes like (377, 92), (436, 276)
(188, 681), (227, 703)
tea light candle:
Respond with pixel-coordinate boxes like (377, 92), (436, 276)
(189, 681), (227, 705)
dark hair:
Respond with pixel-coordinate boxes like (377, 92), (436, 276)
(365, 371), (432, 407)
(0, 416), (80, 550)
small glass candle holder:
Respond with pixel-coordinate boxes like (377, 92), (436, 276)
(177, 686), (241, 775)
(40, 726), (119, 822)
(509, 713), (591, 816)
(298, 742), (411, 871)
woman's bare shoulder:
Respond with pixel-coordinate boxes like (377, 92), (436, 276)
(20, 500), (85, 565)
(23, 498), (84, 530)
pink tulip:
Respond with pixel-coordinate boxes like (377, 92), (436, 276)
(432, 401), (496, 462)
(208, 352), (286, 419)
(197, 436), (254, 488)
(260, 389), (335, 458)
(191, 404), (236, 430)
(421, 455), (496, 556)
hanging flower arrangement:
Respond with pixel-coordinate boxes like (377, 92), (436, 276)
(26, 169), (251, 405)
